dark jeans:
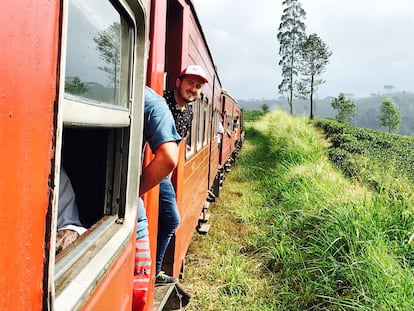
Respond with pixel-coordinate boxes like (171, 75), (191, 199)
(156, 177), (181, 275)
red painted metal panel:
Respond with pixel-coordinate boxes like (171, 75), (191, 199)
(147, 0), (167, 93)
(171, 144), (210, 276)
(140, 147), (160, 311)
(0, 0), (61, 309)
(144, 0), (170, 308)
(81, 237), (135, 311)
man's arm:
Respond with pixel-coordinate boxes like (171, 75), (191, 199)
(139, 141), (178, 196)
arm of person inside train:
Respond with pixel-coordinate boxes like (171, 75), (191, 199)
(217, 121), (225, 139)
(56, 168), (87, 255)
(139, 141), (178, 196)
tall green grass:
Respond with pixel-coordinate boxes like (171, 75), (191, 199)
(184, 110), (414, 310)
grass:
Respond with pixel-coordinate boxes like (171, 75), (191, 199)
(182, 110), (414, 310)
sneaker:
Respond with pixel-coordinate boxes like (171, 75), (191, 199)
(155, 271), (178, 284)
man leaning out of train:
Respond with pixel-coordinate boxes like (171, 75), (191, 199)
(155, 65), (209, 284)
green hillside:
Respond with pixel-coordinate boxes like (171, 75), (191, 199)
(184, 110), (414, 310)
(239, 91), (414, 136)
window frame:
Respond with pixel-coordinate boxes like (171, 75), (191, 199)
(50, 0), (147, 309)
(185, 101), (195, 159)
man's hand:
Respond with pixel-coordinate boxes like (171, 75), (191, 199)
(56, 229), (80, 255)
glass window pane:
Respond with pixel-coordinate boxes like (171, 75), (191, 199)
(65, 0), (122, 106)
(197, 97), (203, 149)
(203, 99), (208, 145)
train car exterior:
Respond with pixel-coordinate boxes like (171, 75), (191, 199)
(0, 0), (243, 310)
(1, 0), (148, 310)
(0, 2), (61, 309)
(163, 0), (223, 279)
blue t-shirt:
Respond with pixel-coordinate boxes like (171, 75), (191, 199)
(144, 86), (182, 153)
(136, 87), (182, 239)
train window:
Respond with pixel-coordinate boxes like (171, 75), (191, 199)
(196, 95), (204, 151)
(203, 97), (209, 146)
(186, 102), (195, 159)
(64, 0), (123, 108)
(227, 113), (231, 131)
(60, 0), (132, 227)
(53, 0), (145, 309)
(234, 116), (239, 129)
(214, 108), (220, 140)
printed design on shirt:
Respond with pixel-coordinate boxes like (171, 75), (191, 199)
(164, 90), (193, 138)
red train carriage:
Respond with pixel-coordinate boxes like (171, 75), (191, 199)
(1, 0), (147, 310)
(0, 0), (243, 310)
(157, 0), (224, 278)
(145, 3), (245, 307)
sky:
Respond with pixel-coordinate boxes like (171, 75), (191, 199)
(191, 0), (414, 100)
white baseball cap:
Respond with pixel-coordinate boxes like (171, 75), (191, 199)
(179, 65), (208, 83)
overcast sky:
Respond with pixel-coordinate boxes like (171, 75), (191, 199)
(192, 0), (414, 100)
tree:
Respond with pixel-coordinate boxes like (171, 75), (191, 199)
(296, 33), (332, 119)
(277, 0), (307, 115)
(94, 22), (121, 101)
(378, 97), (401, 133)
(65, 76), (88, 95)
(330, 92), (355, 124)
(261, 104), (270, 113)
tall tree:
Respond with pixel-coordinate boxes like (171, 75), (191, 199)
(277, 0), (307, 115)
(378, 97), (401, 133)
(330, 92), (355, 124)
(297, 33), (332, 119)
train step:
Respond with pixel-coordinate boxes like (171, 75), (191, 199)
(199, 212), (210, 223)
(153, 283), (191, 311)
(207, 190), (216, 202)
(153, 284), (175, 311)
(197, 223), (211, 235)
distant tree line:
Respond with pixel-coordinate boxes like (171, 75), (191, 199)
(239, 90), (410, 135)
(330, 93), (401, 133)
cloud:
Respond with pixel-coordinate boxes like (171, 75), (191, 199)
(193, 0), (414, 99)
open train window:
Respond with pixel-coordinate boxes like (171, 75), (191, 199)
(203, 96), (210, 146)
(226, 112), (232, 135)
(196, 94), (209, 151)
(53, 0), (146, 309)
(214, 107), (220, 141)
(196, 95), (204, 151)
(185, 102), (195, 159)
(61, 0), (131, 228)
